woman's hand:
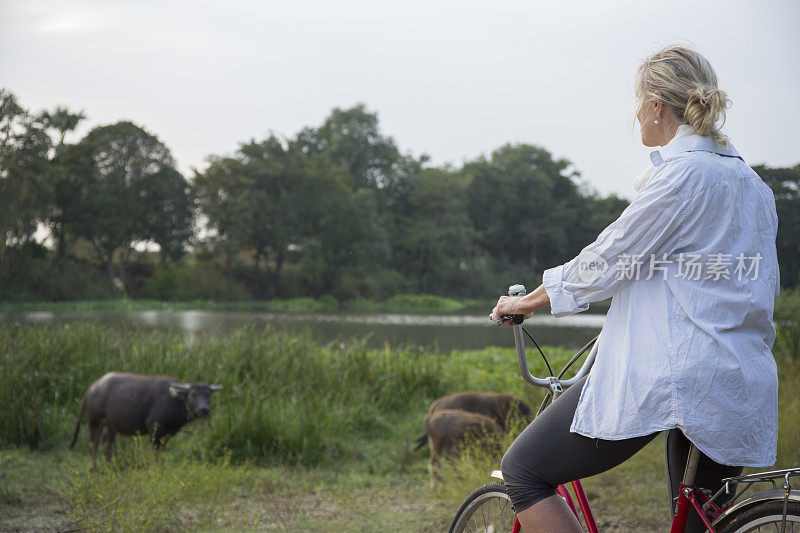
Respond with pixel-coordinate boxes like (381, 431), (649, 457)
(489, 284), (551, 325)
(489, 296), (533, 325)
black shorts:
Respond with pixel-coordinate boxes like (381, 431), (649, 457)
(499, 375), (743, 533)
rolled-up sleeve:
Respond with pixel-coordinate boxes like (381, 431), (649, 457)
(543, 161), (694, 317)
(543, 263), (590, 317)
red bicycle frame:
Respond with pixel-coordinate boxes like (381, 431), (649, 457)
(509, 476), (724, 533)
(670, 481), (724, 533)
(557, 480), (599, 533)
(509, 480), (599, 533)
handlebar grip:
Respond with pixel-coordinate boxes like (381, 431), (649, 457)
(499, 314), (525, 325)
(500, 284), (527, 324)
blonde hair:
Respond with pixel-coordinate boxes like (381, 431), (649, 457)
(635, 45), (731, 146)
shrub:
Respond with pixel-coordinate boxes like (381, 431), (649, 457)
(136, 262), (251, 301)
(383, 295), (466, 313)
(0, 245), (112, 302)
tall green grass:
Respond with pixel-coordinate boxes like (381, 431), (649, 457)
(0, 323), (564, 467)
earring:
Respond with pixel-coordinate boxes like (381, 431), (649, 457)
(654, 119), (659, 125)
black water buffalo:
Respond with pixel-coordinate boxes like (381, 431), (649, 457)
(68, 372), (222, 466)
(424, 409), (504, 482)
(414, 391), (532, 450)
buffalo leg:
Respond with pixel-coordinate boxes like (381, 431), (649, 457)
(148, 423), (170, 454)
(148, 421), (161, 449)
(88, 422), (102, 470)
(101, 428), (116, 463)
(152, 434), (171, 453)
(428, 445), (442, 488)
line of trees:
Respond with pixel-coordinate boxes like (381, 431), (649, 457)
(1, 87), (798, 302)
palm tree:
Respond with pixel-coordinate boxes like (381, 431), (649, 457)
(39, 106), (86, 151)
(39, 106), (86, 257)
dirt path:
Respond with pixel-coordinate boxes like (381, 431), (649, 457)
(1, 496), (70, 533)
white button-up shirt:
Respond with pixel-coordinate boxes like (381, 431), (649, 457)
(543, 130), (779, 467)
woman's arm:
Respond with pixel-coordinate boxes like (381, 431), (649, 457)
(545, 161), (691, 316)
(490, 160), (696, 321)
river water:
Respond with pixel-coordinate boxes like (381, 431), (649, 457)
(0, 310), (605, 352)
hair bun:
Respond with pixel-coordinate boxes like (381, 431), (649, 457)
(689, 85), (723, 107)
(685, 83), (730, 140)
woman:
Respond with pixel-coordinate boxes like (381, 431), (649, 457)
(490, 45), (779, 533)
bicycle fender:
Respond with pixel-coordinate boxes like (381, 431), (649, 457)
(713, 489), (800, 526)
(490, 470), (504, 481)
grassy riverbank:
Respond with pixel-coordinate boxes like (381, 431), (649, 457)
(2, 323), (799, 531)
(0, 294), (614, 315)
(0, 295), (486, 314)
(2, 441), (670, 532)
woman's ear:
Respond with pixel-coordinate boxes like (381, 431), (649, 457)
(652, 99), (663, 119)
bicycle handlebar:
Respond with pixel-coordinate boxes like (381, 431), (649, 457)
(511, 322), (597, 394)
(504, 284), (598, 395)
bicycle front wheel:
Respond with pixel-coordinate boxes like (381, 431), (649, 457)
(449, 482), (516, 533)
(716, 500), (800, 532)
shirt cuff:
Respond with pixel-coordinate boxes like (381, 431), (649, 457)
(542, 264), (589, 317)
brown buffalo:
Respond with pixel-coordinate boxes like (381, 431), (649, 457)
(414, 392), (531, 450)
(68, 372), (221, 467)
(424, 409), (504, 481)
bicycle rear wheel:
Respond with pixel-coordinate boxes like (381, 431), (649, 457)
(716, 500), (800, 532)
(449, 482), (516, 533)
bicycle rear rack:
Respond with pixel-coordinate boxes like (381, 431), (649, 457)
(710, 468), (800, 533)
(723, 467), (800, 491)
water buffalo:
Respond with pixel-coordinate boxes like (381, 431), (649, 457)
(414, 392), (532, 450)
(68, 372), (221, 467)
(424, 409), (504, 482)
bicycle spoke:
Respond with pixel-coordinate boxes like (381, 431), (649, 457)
(499, 497), (509, 516)
(499, 497), (508, 531)
(500, 498), (509, 531)
(733, 514), (800, 533)
(452, 486), (515, 533)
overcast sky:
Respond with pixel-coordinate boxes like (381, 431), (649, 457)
(2, 0), (798, 199)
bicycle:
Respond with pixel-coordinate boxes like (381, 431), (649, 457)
(448, 284), (800, 533)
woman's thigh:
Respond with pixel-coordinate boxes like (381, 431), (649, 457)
(501, 375), (658, 512)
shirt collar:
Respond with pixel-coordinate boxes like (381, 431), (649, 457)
(649, 128), (742, 167)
